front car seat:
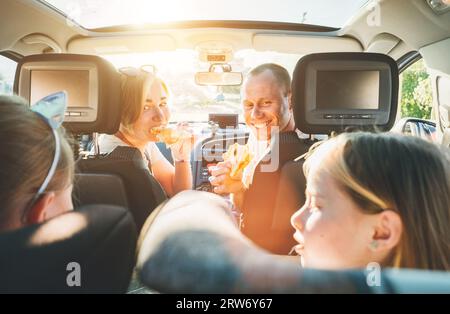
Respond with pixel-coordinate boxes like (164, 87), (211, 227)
(272, 52), (400, 253)
(240, 132), (313, 254)
(14, 53), (168, 232)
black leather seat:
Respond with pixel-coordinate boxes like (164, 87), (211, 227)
(76, 146), (167, 231)
(0, 205), (137, 293)
(240, 132), (312, 254)
(73, 173), (129, 209)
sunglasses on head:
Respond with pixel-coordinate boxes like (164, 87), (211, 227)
(119, 65), (157, 77)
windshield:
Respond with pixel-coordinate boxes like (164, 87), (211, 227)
(40, 0), (369, 29)
(102, 49), (302, 122)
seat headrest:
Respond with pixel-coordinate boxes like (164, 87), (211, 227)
(0, 205), (137, 293)
(291, 52), (399, 134)
(14, 53), (122, 134)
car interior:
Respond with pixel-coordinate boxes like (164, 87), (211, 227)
(0, 0), (449, 293)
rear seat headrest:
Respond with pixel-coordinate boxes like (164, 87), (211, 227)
(14, 53), (122, 134)
(291, 52), (399, 134)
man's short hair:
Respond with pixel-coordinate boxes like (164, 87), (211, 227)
(247, 63), (291, 96)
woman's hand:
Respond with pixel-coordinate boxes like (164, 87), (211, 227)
(170, 122), (194, 162)
(209, 161), (245, 195)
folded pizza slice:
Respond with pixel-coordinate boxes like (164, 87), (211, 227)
(222, 143), (253, 180)
(151, 125), (191, 146)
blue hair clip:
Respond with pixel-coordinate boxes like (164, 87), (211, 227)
(22, 91), (68, 222)
(31, 91), (68, 129)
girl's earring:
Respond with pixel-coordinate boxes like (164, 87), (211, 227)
(369, 240), (379, 251)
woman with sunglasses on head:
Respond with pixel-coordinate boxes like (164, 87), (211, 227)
(97, 67), (193, 197)
(0, 94), (74, 232)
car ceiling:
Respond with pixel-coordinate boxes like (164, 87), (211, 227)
(0, 0), (449, 65)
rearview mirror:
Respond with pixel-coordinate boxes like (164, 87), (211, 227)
(195, 71), (243, 86)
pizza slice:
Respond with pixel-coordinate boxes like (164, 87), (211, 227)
(151, 125), (190, 146)
(222, 143), (253, 179)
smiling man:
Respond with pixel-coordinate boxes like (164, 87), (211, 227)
(211, 63), (296, 197)
(210, 63), (311, 254)
(243, 63), (295, 142)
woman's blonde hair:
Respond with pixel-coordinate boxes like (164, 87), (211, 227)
(120, 72), (169, 131)
(0, 95), (74, 228)
(303, 132), (450, 271)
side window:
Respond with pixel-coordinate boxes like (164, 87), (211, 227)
(399, 58), (433, 120)
(0, 54), (17, 96)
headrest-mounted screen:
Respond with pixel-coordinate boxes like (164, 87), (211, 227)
(30, 70), (90, 109)
(14, 54), (122, 134)
(292, 53), (399, 134)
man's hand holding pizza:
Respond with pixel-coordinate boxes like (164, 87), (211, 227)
(209, 144), (253, 208)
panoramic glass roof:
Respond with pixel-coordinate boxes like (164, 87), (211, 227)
(40, 0), (369, 29)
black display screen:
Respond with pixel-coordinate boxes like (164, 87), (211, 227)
(316, 70), (380, 110)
